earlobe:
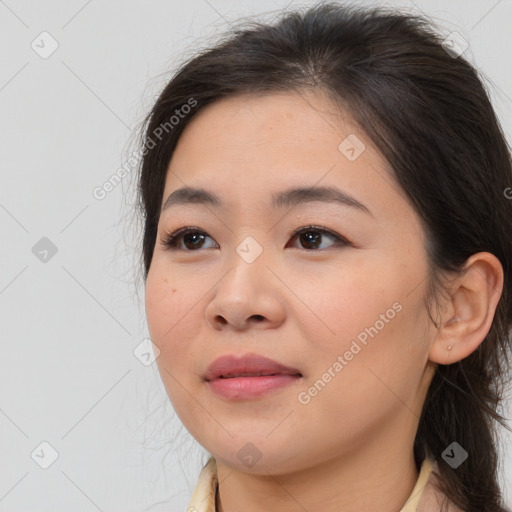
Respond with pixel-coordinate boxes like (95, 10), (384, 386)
(428, 252), (504, 366)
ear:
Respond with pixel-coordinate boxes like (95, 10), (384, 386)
(429, 252), (504, 365)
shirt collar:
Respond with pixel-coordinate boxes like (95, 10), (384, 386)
(187, 456), (435, 512)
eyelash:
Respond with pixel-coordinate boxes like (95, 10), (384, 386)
(159, 225), (350, 252)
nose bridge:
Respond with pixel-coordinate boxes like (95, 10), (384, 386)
(205, 231), (285, 330)
(222, 233), (269, 293)
(234, 233), (266, 266)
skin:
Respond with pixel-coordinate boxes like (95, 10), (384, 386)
(144, 89), (504, 512)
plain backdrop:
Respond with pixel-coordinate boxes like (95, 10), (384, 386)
(1, 0), (511, 510)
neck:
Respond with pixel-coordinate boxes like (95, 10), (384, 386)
(215, 434), (420, 512)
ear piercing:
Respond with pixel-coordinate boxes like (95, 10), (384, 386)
(445, 317), (457, 351)
(447, 318), (455, 351)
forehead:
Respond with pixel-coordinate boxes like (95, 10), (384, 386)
(160, 91), (411, 222)
(167, 92), (381, 177)
(175, 90), (357, 156)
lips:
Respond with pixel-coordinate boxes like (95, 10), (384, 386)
(204, 353), (302, 382)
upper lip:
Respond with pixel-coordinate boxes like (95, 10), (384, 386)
(204, 353), (302, 381)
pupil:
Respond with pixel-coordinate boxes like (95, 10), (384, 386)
(184, 233), (204, 249)
(301, 232), (320, 249)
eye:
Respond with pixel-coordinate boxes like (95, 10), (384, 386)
(160, 227), (217, 251)
(286, 225), (349, 250)
(159, 225), (349, 252)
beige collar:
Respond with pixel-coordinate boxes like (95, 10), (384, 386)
(187, 456), (441, 512)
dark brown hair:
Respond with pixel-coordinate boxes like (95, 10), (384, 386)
(135, 2), (512, 510)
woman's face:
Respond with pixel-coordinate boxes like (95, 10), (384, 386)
(145, 90), (437, 474)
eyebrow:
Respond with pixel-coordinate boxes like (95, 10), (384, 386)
(161, 185), (372, 216)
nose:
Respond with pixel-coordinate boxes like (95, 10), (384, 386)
(204, 252), (286, 331)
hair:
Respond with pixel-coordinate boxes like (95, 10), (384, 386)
(134, 2), (512, 510)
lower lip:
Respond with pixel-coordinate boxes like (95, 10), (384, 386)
(207, 374), (302, 399)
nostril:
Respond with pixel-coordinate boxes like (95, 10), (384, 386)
(251, 315), (265, 322)
(215, 316), (228, 326)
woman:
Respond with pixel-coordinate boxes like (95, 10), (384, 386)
(137, 3), (512, 511)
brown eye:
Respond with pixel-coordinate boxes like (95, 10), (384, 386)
(159, 225), (349, 252)
(287, 226), (349, 250)
(182, 232), (206, 250)
(298, 231), (322, 249)
(160, 228), (218, 251)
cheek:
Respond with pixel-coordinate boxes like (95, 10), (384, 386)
(290, 258), (427, 386)
(145, 269), (172, 341)
(288, 262), (390, 348)
(298, 308), (425, 431)
(145, 262), (199, 341)
(145, 262), (214, 394)
(145, 267), (203, 414)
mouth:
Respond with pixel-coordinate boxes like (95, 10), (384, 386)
(203, 353), (302, 382)
(203, 353), (303, 399)
(215, 371), (302, 379)
(206, 373), (303, 400)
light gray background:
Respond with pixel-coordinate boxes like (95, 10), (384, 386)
(1, 0), (511, 510)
